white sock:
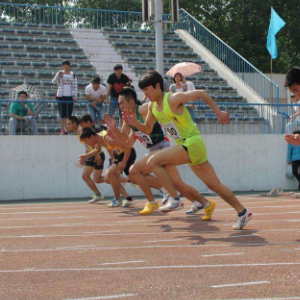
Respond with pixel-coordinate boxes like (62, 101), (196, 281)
(193, 201), (202, 208)
(204, 201), (210, 208)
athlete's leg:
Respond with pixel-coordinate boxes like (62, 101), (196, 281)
(165, 165), (209, 206)
(93, 169), (105, 184)
(189, 161), (245, 213)
(82, 165), (100, 194)
(105, 163), (122, 200)
(129, 154), (156, 202)
(147, 145), (190, 198)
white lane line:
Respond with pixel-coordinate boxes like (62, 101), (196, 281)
(3, 239), (300, 253)
(64, 293), (135, 300)
(220, 211), (300, 216)
(217, 204), (300, 211)
(0, 210), (95, 215)
(0, 227), (298, 239)
(202, 253), (244, 257)
(221, 219), (300, 226)
(144, 239), (182, 243)
(0, 262), (299, 273)
(84, 230), (121, 234)
(211, 234), (257, 239)
(0, 205), (90, 210)
(0, 223), (154, 230)
(56, 245), (96, 250)
(99, 261), (144, 266)
(210, 297), (300, 300)
(211, 280), (270, 288)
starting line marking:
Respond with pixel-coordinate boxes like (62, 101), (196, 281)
(211, 280), (270, 288)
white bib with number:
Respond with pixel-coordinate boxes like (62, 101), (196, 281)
(161, 122), (181, 139)
(135, 131), (153, 147)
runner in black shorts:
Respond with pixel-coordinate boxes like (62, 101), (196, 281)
(67, 115), (106, 203)
(79, 127), (136, 208)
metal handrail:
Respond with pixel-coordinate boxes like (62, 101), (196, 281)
(175, 9), (280, 104)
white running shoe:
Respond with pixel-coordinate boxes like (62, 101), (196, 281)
(121, 199), (136, 207)
(88, 194), (104, 203)
(185, 203), (204, 215)
(107, 198), (122, 208)
(161, 190), (169, 205)
(159, 197), (183, 212)
(233, 209), (253, 230)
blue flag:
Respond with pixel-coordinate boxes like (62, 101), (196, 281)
(266, 8), (286, 59)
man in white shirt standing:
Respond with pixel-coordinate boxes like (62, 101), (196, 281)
(52, 60), (78, 135)
(85, 76), (106, 125)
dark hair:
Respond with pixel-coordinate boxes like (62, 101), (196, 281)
(92, 76), (101, 84)
(79, 114), (93, 124)
(114, 64), (123, 71)
(293, 130), (300, 135)
(18, 91), (28, 97)
(138, 70), (164, 92)
(68, 115), (79, 125)
(80, 127), (97, 139)
(119, 87), (137, 102)
(285, 67), (300, 87)
(62, 60), (71, 66)
(173, 72), (183, 83)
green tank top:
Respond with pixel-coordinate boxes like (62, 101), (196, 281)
(152, 92), (199, 143)
(131, 104), (165, 148)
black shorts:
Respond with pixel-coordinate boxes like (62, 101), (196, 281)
(57, 96), (74, 118)
(109, 148), (136, 175)
(85, 151), (105, 170)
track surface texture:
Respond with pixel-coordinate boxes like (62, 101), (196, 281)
(1, 195), (300, 300)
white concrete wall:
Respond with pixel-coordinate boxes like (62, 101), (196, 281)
(0, 135), (295, 201)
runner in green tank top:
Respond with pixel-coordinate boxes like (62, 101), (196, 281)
(123, 71), (253, 230)
(106, 88), (212, 216)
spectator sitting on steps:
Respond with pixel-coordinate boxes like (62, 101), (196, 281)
(9, 91), (38, 135)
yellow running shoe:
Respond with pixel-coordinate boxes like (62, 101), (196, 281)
(139, 201), (159, 215)
(202, 200), (216, 221)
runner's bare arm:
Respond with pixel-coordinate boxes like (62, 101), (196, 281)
(169, 91), (230, 125)
(123, 102), (156, 134)
(84, 144), (102, 159)
(104, 114), (131, 141)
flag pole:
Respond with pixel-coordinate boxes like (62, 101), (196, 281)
(270, 6), (273, 102)
(270, 57), (273, 102)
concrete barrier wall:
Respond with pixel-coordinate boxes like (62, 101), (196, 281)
(0, 135), (295, 201)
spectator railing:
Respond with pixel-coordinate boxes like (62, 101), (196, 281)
(0, 2), (280, 103)
(0, 100), (297, 135)
(174, 9), (279, 104)
(0, 2), (144, 29)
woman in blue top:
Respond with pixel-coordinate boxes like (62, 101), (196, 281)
(287, 130), (300, 189)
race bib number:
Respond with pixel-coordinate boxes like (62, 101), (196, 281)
(135, 131), (153, 147)
(161, 122), (181, 139)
